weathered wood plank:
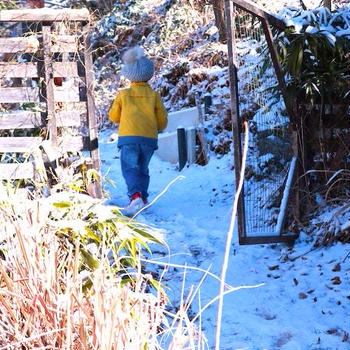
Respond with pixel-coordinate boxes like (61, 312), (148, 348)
(54, 84), (80, 102)
(0, 62), (38, 78)
(53, 62), (79, 77)
(0, 135), (88, 154)
(42, 135), (88, 156)
(57, 136), (89, 152)
(0, 36), (40, 53)
(56, 111), (81, 127)
(0, 87), (39, 103)
(55, 101), (87, 114)
(41, 136), (89, 167)
(51, 35), (78, 53)
(0, 137), (42, 152)
(0, 110), (81, 129)
(0, 162), (35, 180)
(0, 111), (42, 129)
(0, 35), (78, 54)
(0, 8), (90, 22)
(0, 62), (78, 78)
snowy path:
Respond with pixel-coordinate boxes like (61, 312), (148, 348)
(100, 130), (349, 350)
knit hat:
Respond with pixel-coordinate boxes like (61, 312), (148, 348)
(121, 46), (154, 82)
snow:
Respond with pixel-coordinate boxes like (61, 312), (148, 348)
(0, 0), (347, 348)
(279, 5), (350, 39)
(47, 0), (350, 347)
(99, 129), (350, 350)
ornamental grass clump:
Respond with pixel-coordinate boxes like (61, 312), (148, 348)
(0, 184), (205, 349)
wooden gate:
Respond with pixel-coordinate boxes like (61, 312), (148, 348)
(225, 0), (298, 244)
(0, 8), (101, 197)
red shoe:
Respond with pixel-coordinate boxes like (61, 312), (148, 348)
(130, 192), (148, 205)
(130, 192), (142, 201)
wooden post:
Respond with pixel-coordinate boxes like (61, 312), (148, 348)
(203, 94), (212, 114)
(42, 25), (57, 146)
(32, 147), (51, 197)
(225, 0), (247, 243)
(186, 127), (196, 164)
(212, 0), (227, 43)
(324, 0), (332, 10)
(82, 24), (102, 198)
(177, 127), (187, 171)
(195, 93), (209, 165)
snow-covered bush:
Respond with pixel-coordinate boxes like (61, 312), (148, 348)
(276, 6), (350, 106)
(273, 5), (350, 219)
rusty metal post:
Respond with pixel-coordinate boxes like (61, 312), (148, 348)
(224, 0), (247, 244)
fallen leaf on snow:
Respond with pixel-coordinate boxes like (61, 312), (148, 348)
(275, 332), (293, 347)
(298, 292), (308, 299)
(327, 328), (339, 335)
(332, 263), (341, 272)
(331, 276), (341, 285)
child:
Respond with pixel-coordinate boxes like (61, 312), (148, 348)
(109, 46), (168, 215)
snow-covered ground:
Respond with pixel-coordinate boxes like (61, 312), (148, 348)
(99, 129), (350, 350)
(89, 1), (349, 348)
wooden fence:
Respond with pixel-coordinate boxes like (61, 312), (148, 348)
(0, 8), (102, 197)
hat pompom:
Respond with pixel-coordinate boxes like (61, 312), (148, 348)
(121, 45), (154, 82)
(122, 46), (145, 64)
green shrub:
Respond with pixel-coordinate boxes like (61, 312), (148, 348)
(276, 6), (350, 107)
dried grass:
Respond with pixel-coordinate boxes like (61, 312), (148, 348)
(0, 185), (206, 350)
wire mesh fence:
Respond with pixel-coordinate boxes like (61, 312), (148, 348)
(229, 3), (295, 240)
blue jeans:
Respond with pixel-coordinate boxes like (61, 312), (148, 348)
(120, 144), (154, 200)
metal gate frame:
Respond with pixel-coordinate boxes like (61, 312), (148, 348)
(225, 0), (299, 244)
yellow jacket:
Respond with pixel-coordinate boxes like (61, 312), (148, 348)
(109, 82), (168, 148)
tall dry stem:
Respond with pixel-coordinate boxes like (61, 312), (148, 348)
(215, 121), (249, 350)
